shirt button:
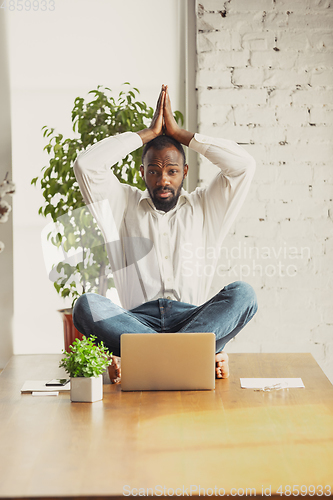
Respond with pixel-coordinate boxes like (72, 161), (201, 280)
(167, 296), (171, 300)
(163, 232), (167, 236)
(165, 256), (169, 259)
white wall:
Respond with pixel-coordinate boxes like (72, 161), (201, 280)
(195, 0), (333, 382)
(5, 0), (186, 356)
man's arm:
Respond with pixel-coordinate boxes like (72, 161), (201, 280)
(159, 85), (255, 246)
(137, 85), (166, 144)
(190, 134), (256, 247)
(73, 85), (169, 233)
(138, 84), (194, 147)
(163, 85), (255, 232)
(163, 85), (194, 147)
(73, 132), (142, 234)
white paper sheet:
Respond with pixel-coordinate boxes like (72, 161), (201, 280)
(32, 391), (59, 396)
(240, 378), (305, 390)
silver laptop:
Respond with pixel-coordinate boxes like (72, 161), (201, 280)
(121, 332), (215, 391)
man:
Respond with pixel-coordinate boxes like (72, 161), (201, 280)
(73, 85), (258, 383)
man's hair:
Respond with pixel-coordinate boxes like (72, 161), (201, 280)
(142, 135), (186, 166)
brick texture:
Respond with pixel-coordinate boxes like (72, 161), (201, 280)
(195, 0), (333, 382)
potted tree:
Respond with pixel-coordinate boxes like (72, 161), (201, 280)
(59, 335), (112, 402)
(32, 83), (183, 350)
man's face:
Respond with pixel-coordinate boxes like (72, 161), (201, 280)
(140, 146), (188, 212)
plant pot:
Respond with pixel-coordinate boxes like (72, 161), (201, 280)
(59, 308), (83, 352)
(70, 375), (103, 403)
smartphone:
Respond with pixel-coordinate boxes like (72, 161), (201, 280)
(45, 378), (70, 386)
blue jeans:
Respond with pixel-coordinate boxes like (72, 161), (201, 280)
(73, 281), (258, 356)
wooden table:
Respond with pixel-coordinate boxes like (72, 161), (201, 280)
(0, 353), (332, 499)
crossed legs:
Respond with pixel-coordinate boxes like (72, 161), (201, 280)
(73, 281), (258, 382)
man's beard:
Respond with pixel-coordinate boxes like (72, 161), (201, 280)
(146, 178), (185, 212)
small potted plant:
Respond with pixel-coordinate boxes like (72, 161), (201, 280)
(59, 335), (112, 402)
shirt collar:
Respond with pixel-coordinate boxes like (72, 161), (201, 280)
(138, 188), (193, 211)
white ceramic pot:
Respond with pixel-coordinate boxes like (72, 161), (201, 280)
(70, 375), (103, 402)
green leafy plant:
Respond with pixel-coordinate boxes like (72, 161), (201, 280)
(32, 83), (183, 306)
(59, 335), (112, 378)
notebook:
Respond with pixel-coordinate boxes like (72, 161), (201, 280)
(120, 332), (215, 391)
(21, 380), (71, 393)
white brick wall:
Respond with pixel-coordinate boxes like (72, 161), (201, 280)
(195, 0), (333, 382)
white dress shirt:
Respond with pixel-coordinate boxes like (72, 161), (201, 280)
(73, 132), (255, 310)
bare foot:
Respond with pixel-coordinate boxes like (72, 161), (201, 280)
(108, 355), (121, 384)
(215, 352), (229, 379)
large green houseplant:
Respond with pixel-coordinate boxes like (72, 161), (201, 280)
(32, 84), (183, 348)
